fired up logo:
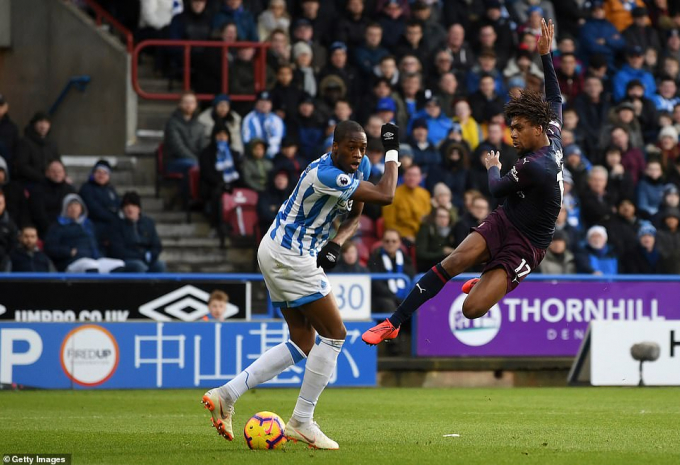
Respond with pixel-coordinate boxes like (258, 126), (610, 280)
(60, 325), (119, 387)
(448, 293), (502, 346)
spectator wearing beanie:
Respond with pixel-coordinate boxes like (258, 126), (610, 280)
(79, 159), (120, 231)
(576, 225), (619, 275)
(657, 125), (680, 170)
(44, 194), (125, 273)
(107, 191), (165, 273)
(620, 221), (665, 273)
(199, 123), (240, 227)
(198, 94), (243, 156)
(241, 139), (273, 192)
(14, 112), (61, 185)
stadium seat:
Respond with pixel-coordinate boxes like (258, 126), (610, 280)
(221, 188), (260, 247)
(358, 215), (376, 239)
(354, 239), (370, 267)
(155, 142), (184, 199)
(185, 165), (203, 223)
(375, 217), (385, 239)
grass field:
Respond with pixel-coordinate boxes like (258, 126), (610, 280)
(1, 387), (679, 465)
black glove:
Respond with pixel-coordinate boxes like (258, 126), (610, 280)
(381, 123), (400, 152)
(317, 241), (342, 270)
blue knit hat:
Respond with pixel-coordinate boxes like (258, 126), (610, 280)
(638, 221), (656, 239)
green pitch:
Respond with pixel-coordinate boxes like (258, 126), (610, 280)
(1, 387), (679, 465)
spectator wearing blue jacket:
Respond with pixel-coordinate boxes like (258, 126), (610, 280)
(242, 91), (286, 159)
(78, 160), (120, 230)
(578, 1), (625, 70)
(408, 118), (440, 176)
(576, 225), (619, 275)
(44, 194), (124, 273)
(612, 46), (657, 102)
(465, 50), (506, 97)
(107, 192), (165, 273)
(652, 76), (680, 113)
(407, 96), (453, 148)
(637, 160), (666, 218)
(352, 22), (390, 78)
(211, 0), (258, 42)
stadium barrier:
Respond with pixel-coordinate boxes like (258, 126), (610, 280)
(131, 40), (270, 101)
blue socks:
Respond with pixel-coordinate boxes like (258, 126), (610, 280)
(388, 263), (451, 328)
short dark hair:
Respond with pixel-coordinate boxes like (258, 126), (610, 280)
(334, 120), (364, 143)
(504, 90), (556, 132)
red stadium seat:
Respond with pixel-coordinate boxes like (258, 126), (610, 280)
(358, 215), (376, 239)
(222, 188), (260, 246)
(375, 217), (385, 239)
(155, 142), (184, 198)
(354, 240), (370, 267)
(185, 166), (203, 222)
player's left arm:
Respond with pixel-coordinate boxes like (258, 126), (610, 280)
(538, 18), (563, 129)
(486, 150), (536, 198)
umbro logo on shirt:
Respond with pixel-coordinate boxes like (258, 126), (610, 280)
(383, 132), (394, 138)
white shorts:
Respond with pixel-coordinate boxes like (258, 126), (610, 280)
(257, 235), (331, 308)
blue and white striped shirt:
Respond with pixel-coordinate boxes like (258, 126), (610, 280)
(268, 153), (371, 256)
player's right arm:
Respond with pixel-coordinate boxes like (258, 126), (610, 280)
(538, 18), (563, 127)
(351, 123), (400, 206)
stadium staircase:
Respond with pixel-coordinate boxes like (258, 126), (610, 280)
(64, 57), (254, 273)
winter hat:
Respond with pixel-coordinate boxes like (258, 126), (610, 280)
(212, 94), (230, 106)
(292, 41), (313, 60)
(586, 225), (608, 242)
(638, 221), (656, 239)
(412, 118), (428, 130)
(658, 125), (679, 142)
(121, 191), (142, 208)
(663, 183), (679, 196)
(660, 207), (680, 221)
(399, 143), (414, 158)
(30, 111), (50, 125)
(93, 159), (112, 174)
(552, 229), (569, 246)
(376, 97), (397, 113)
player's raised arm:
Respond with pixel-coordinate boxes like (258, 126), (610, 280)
(538, 18), (562, 126)
(350, 124), (400, 205)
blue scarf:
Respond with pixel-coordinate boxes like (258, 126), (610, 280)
(215, 141), (239, 183)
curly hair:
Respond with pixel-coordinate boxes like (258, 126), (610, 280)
(504, 90), (556, 133)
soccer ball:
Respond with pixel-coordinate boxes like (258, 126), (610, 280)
(243, 411), (287, 450)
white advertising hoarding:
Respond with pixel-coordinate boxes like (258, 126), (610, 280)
(591, 320), (680, 386)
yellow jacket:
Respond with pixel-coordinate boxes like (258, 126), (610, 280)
(382, 184), (432, 240)
(605, 0), (646, 32)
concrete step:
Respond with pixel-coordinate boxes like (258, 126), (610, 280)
(156, 222), (211, 238)
(138, 101), (177, 131)
(150, 210), (206, 223)
(138, 77), (174, 94)
(161, 237), (221, 248)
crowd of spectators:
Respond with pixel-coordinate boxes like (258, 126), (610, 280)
(7, 0), (680, 287)
(0, 98), (166, 273)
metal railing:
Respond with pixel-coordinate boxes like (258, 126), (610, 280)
(131, 40), (270, 101)
(79, 0), (134, 53)
(48, 75), (91, 116)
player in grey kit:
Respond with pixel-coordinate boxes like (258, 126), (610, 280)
(363, 18), (563, 345)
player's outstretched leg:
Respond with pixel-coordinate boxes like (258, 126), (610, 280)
(285, 295), (344, 450)
(202, 309), (312, 441)
(362, 232), (489, 345)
